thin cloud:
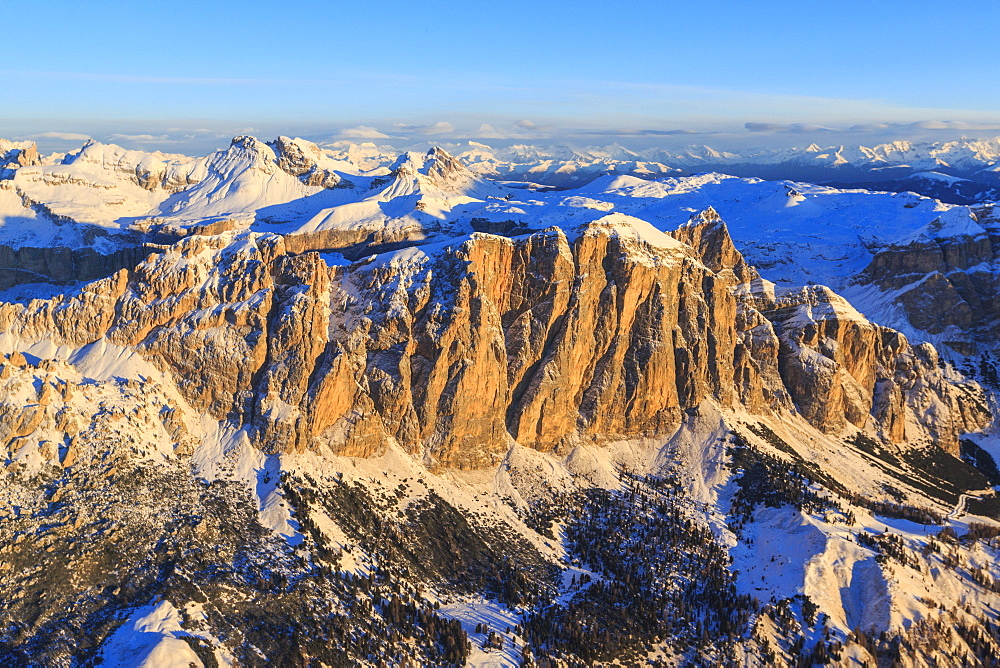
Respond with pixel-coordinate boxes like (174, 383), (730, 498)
(33, 131), (91, 141)
(585, 128), (705, 136)
(336, 125), (392, 139)
(108, 133), (170, 143)
(849, 123), (892, 132)
(394, 121), (455, 135)
(906, 120), (1000, 131)
(166, 127), (230, 135)
(509, 119), (554, 136)
(474, 123), (507, 139)
(745, 122), (836, 134)
(2, 69), (294, 86)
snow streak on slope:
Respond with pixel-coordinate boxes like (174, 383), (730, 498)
(151, 136), (344, 228)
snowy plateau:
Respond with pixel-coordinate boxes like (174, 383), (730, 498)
(2, 135), (1000, 667)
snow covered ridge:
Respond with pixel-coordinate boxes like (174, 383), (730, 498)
(4, 136), (1000, 665)
(453, 136), (1000, 203)
(3, 133), (1000, 240)
(0, 136), (990, 274)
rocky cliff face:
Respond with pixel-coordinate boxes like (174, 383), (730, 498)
(268, 136), (345, 189)
(0, 140), (40, 170)
(668, 206), (760, 287)
(861, 205), (1000, 354)
(750, 284), (986, 453)
(0, 208), (985, 469)
(0, 242), (152, 290)
(672, 207), (988, 452)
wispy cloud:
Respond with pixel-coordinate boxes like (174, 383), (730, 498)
(584, 128), (706, 137)
(394, 121), (455, 135)
(906, 120), (1000, 131)
(1, 69), (290, 86)
(336, 125), (392, 139)
(506, 119), (557, 138)
(848, 123), (892, 132)
(107, 133), (170, 143)
(745, 122), (836, 134)
(33, 131), (91, 141)
(1, 69), (430, 90)
(846, 120), (1000, 133)
(515, 119), (547, 130)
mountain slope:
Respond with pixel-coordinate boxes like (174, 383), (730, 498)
(0, 137), (999, 666)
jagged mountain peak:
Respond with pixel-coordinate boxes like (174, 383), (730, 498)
(267, 136), (343, 189)
(380, 145), (502, 199)
(0, 139), (40, 169)
(422, 145), (475, 184)
(389, 146), (463, 174)
(0, 138), (35, 152)
(672, 206), (759, 286)
(213, 135), (280, 173)
(268, 135), (334, 164)
(684, 205), (723, 227)
(147, 136), (326, 224)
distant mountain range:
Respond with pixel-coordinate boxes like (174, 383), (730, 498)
(437, 137), (1000, 203)
(5, 134), (1000, 208)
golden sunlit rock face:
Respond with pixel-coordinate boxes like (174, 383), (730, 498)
(0, 208), (985, 470)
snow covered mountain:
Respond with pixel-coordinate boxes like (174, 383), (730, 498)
(454, 141), (681, 189)
(2, 136), (1000, 666)
(448, 137), (1000, 204)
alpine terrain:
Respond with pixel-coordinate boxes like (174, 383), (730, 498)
(2, 135), (1000, 667)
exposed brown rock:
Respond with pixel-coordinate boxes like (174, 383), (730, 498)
(1, 142), (40, 168)
(669, 207), (759, 286)
(268, 136), (343, 189)
(861, 206), (1000, 349)
(752, 284), (987, 453)
(0, 210), (987, 468)
(0, 242), (151, 290)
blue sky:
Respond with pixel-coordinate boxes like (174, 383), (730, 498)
(4, 0), (1000, 153)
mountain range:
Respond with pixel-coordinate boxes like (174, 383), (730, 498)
(451, 136), (1000, 203)
(1, 134), (1000, 666)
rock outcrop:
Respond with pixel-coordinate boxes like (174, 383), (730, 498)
(268, 136), (344, 189)
(0, 140), (40, 170)
(0, 208), (986, 468)
(0, 242), (151, 290)
(750, 283), (987, 452)
(669, 207), (759, 286)
(861, 205), (1000, 353)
